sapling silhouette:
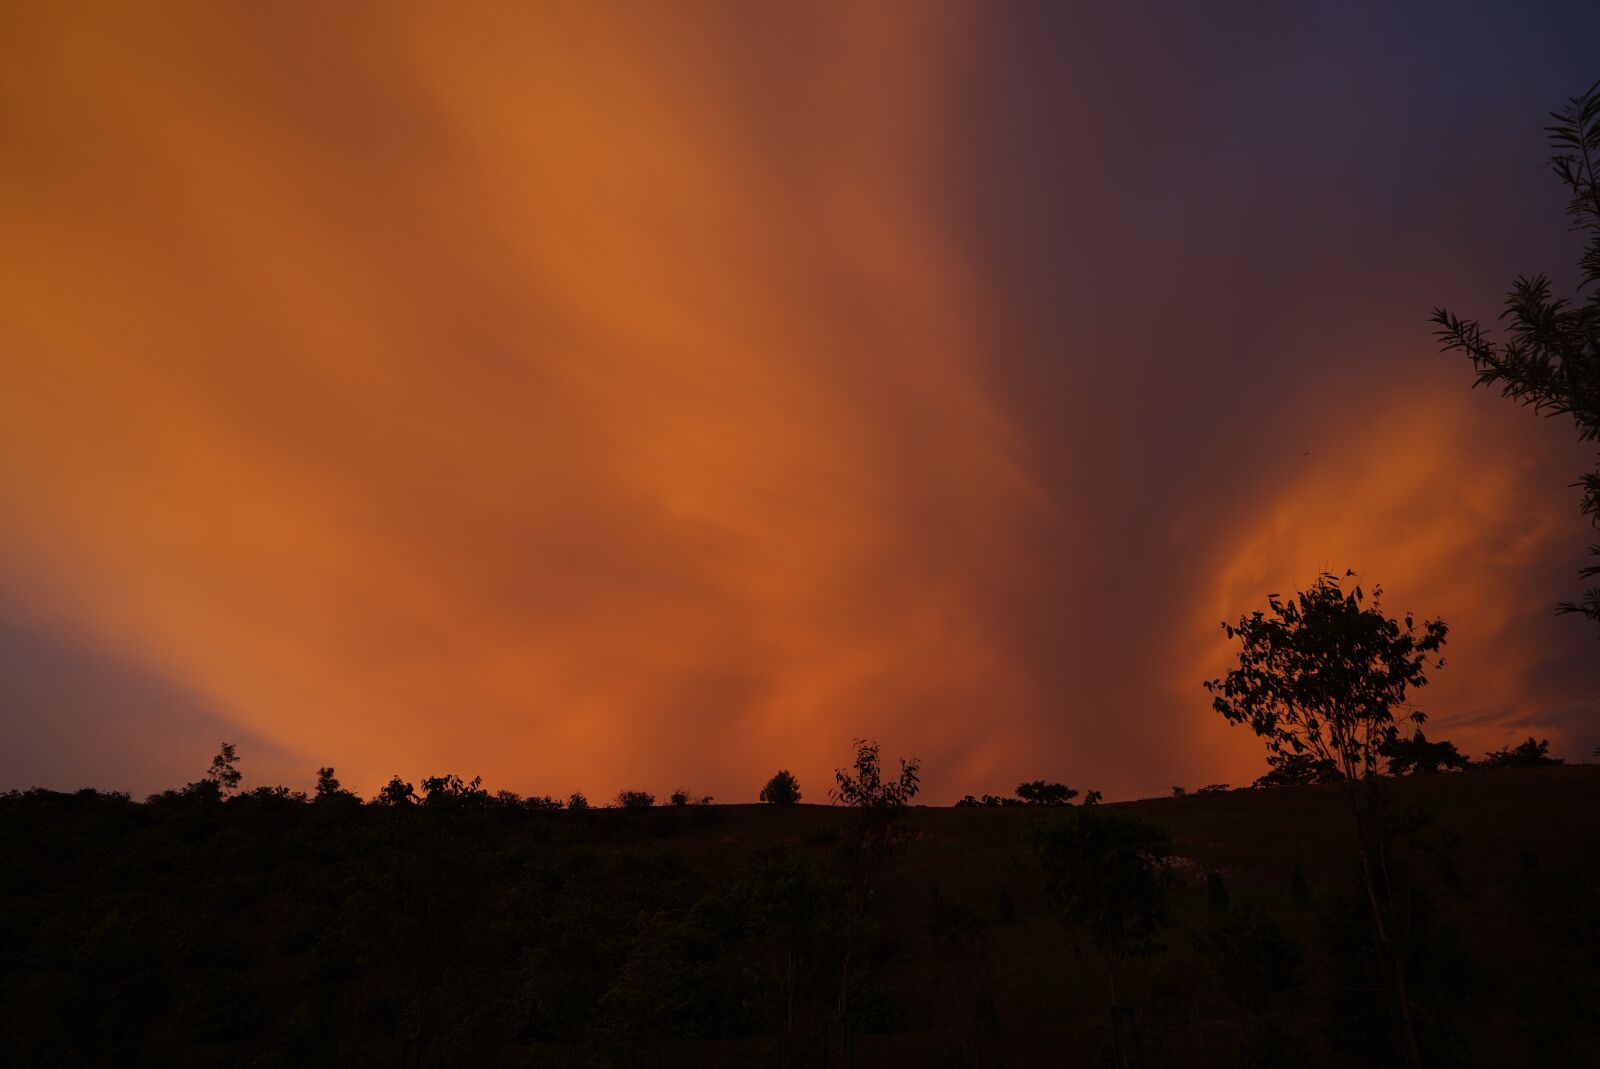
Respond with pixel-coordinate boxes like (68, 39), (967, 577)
(615, 790), (654, 810)
(1207, 570), (1448, 1066)
(828, 739), (920, 1058)
(830, 739), (920, 809)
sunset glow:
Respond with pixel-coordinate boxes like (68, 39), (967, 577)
(2, 3), (1595, 801)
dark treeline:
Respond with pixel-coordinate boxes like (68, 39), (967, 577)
(3, 733), (1597, 1067)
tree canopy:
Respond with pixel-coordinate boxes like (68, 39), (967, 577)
(1206, 571), (1448, 785)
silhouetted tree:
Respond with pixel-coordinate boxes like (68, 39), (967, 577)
(1380, 730), (1471, 775)
(760, 769), (801, 806)
(314, 766), (358, 803)
(375, 775), (417, 807)
(567, 791), (589, 811)
(1481, 736), (1565, 768)
(830, 739), (920, 809)
(1253, 751), (1343, 788)
(420, 773), (488, 808)
(1015, 779), (1078, 806)
(1206, 570), (1448, 1065)
(205, 742), (242, 798)
(669, 788), (690, 806)
(1434, 79), (1600, 631)
(828, 739), (920, 1057)
(1033, 805), (1172, 1069)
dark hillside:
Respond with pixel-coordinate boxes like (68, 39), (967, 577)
(2, 768), (1595, 1067)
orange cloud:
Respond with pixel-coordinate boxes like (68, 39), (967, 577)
(1, 4), (1594, 801)
(0, 3), (1055, 799)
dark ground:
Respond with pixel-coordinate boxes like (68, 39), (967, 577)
(2, 766), (1595, 1067)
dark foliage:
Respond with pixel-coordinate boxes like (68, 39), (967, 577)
(1033, 805), (1172, 1066)
(759, 769), (801, 806)
(1254, 752), (1344, 788)
(1014, 779), (1079, 806)
(830, 739), (919, 809)
(956, 779), (1078, 807)
(1434, 79), (1600, 630)
(1207, 571), (1448, 784)
(1481, 737), (1564, 768)
(206, 743), (242, 797)
(1513, 836), (1600, 1064)
(1381, 730), (1472, 775)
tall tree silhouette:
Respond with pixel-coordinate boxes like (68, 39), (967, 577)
(205, 742), (242, 798)
(1434, 79), (1600, 631)
(1206, 571), (1448, 1066)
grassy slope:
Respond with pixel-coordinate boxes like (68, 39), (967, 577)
(2, 766), (1595, 1067)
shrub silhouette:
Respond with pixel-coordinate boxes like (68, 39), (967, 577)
(615, 790), (654, 810)
(1014, 779), (1078, 805)
(1481, 737), (1564, 768)
(1380, 730), (1471, 775)
(567, 791), (589, 811)
(956, 779), (1076, 806)
(1253, 751), (1342, 788)
(760, 769), (801, 805)
(955, 793), (1020, 807)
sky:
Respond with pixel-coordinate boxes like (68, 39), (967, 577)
(2, 2), (1597, 803)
